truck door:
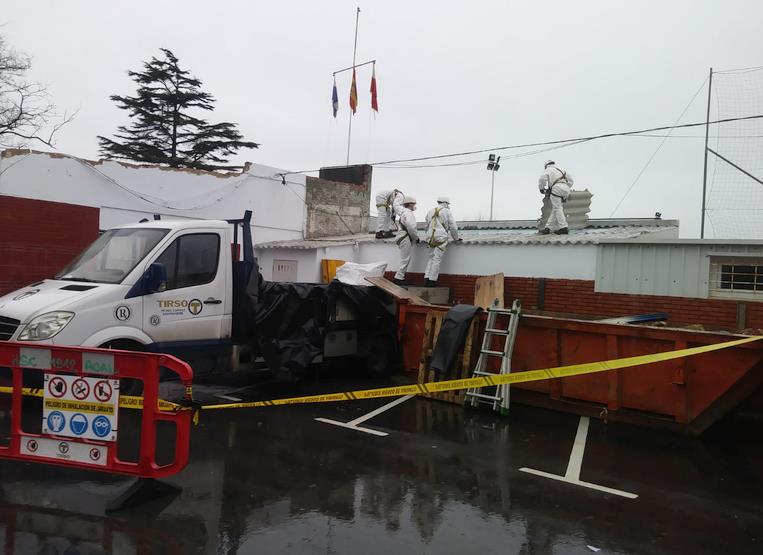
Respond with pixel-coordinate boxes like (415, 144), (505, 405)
(142, 231), (228, 344)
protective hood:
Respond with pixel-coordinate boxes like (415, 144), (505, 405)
(0, 279), (107, 322)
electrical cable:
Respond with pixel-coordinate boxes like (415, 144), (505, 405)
(610, 76), (709, 217)
(280, 113), (763, 177)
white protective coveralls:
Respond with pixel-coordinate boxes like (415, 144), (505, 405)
(424, 203), (459, 282)
(375, 189), (405, 233)
(394, 207), (420, 281)
(538, 165), (574, 231)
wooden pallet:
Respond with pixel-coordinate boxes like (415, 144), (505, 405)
(417, 311), (477, 405)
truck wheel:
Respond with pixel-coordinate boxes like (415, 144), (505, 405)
(98, 340), (145, 396)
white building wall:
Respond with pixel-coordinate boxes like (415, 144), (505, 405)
(360, 242), (598, 279)
(0, 151), (306, 244)
(256, 241), (599, 283)
(256, 244), (360, 283)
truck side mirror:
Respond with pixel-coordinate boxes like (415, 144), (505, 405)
(125, 263), (167, 299)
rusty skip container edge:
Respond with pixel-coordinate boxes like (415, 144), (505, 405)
(397, 303), (763, 436)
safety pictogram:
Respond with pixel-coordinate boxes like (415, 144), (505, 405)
(71, 378), (90, 400)
(69, 413), (89, 436)
(89, 448), (101, 462)
(26, 439), (38, 453)
(93, 380), (113, 403)
(58, 442), (70, 455)
(48, 376), (67, 398)
(46, 411), (66, 434)
(42, 375), (120, 442)
(92, 415), (112, 439)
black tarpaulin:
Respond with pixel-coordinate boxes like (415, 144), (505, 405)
(253, 279), (398, 377)
(429, 304), (481, 377)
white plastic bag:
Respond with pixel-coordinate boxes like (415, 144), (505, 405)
(335, 261), (388, 286)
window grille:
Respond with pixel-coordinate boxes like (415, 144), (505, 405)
(709, 257), (763, 300)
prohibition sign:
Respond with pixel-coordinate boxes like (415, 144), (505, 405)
(71, 378), (90, 400)
(48, 376), (67, 398)
(94, 380), (113, 403)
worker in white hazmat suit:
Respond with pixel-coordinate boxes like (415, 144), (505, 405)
(375, 189), (405, 239)
(423, 197), (460, 287)
(393, 196), (420, 285)
(538, 160), (574, 235)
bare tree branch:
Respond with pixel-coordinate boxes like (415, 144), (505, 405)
(0, 34), (73, 148)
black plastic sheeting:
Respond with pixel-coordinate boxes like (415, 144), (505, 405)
(252, 279), (399, 378)
(429, 304), (481, 378)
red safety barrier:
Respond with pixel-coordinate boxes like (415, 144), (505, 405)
(0, 342), (193, 479)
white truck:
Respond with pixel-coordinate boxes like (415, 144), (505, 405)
(0, 213), (258, 377)
(0, 212), (396, 384)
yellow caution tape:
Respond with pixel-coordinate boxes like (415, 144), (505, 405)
(0, 385), (181, 411)
(200, 335), (763, 411)
(2, 336), (760, 415)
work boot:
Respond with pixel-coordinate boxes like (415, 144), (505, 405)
(384, 230), (395, 238)
(375, 231), (385, 239)
(424, 279), (433, 288)
(393, 278), (406, 286)
(554, 227), (569, 235)
(429, 280), (438, 288)
(540, 228), (551, 235)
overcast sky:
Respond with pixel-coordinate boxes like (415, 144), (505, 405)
(4, 1), (763, 237)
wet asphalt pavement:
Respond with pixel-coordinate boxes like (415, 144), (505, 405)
(1, 372), (762, 554)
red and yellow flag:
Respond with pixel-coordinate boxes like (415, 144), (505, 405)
(349, 68), (358, 114)
(370, 65), (379, 112)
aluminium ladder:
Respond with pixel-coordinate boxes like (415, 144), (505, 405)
(465, 299), (521, 415)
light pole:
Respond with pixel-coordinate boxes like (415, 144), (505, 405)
(487, 154), (501, 220)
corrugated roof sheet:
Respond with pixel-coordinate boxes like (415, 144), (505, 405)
(538, 189), (592, 230)
(256, 220), (679, 249)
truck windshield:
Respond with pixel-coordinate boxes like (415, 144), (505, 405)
(56, 228), (169, 284)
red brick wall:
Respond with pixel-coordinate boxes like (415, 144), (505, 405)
(385, 271), (763, 331)
(0, 195), (100, 295)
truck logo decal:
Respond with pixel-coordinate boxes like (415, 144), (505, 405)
(188, 299), (203, 316)
(13, 289), (39, 301)
(150, 314), (161, 326)
(115, 305), (131, 321)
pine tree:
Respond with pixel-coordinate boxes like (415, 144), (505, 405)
(98, 49), (258, 171)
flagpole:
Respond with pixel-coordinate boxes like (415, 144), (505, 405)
(346, 7), (360, 166)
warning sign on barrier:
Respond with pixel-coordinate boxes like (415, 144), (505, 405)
(42, 374), (120, 441)
(19, 434), (108, 467)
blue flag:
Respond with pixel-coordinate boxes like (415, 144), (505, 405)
(332, 78), (339, 118)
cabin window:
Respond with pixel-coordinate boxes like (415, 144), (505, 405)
(709, 256), (763, 300)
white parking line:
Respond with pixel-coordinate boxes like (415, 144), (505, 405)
(315, 394), (415, 436)
(216, 394), (243, 402)
(519, 416), (638, 499)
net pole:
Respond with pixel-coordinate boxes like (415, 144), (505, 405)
(700, 67), (713, 238)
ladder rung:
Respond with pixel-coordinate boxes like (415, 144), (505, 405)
(485, 328), (509, 335)
(473, 370), (500, 377)
(466, 392), (502, 401)
(481, 349), (505, 356)
(488, 308), (518, 314)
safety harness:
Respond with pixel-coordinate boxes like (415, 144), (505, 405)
(427, 206), (450, 250)
(377, 189), (402, 210)
(548, 168), (569, 199)
(396, 209), (416, 245)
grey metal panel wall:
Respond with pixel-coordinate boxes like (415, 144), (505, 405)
(592, 243), (763, 298)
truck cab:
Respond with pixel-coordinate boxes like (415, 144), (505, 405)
(0, 214), (254, 374)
